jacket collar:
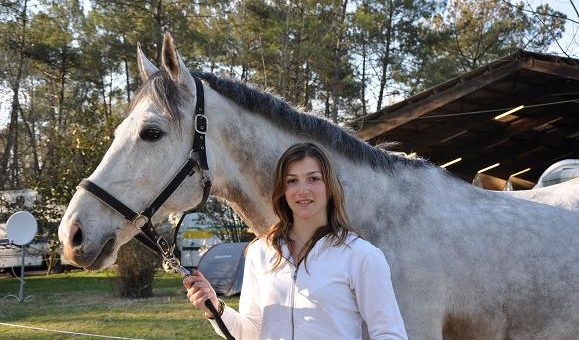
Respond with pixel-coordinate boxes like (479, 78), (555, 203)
(280, 234), (333, 266)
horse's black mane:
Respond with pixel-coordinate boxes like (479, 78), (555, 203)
(194, 72), (429, 171)
(133, 70), (429, 172)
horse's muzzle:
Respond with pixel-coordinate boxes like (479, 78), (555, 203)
(60, 220), (116, 269)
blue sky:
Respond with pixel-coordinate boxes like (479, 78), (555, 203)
(537, 0), (579, 57)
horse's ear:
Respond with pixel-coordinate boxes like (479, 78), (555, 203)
(161, 31), (195, 90)
(137, 43), (159, 82)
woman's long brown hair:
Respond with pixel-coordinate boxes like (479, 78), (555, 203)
(267, 143), (355, 271)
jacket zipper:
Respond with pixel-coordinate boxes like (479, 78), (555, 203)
(290, 263), (299, 340)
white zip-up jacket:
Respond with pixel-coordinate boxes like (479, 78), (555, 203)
(209, 233), (408, 340)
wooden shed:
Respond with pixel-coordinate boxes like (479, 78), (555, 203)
(350, 50), (579, 187)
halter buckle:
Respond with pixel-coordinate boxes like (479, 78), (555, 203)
(194, 114), (207, 135)
(156, 237), (172, 256)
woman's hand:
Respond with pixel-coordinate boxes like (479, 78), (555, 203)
(183, 270), (219, 317)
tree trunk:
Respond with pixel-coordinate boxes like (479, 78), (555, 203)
(360, 37), (368, 117)
(241, 63), (248, 82)
(258, 34), (267, 87)
(20, 85), (40, 177)
(43, 44), (69, 181)
(324, 90), (331, 118)
(153, 0), (164, 64)
(330, 0), (349, 123)
(57, 45), (68, 129)
(376, 0), (394, 111)
(100, 74), (108, 115)
(279, 4), (291, 98)
(0, 0), (28, 189)
(108, 73), (113, 118)
(303, 60), (311, 110)
(122, 35), (131, 103)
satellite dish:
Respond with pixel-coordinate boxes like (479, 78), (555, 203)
(6, 211), (38, 245)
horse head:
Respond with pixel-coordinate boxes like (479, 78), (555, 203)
(58, 32), (208, 269)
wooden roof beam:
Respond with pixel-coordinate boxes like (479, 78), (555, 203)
(522, 58), (579, 80)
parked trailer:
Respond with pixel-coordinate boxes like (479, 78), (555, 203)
(172, 213), (222, 269)
(0, 238), (48, 276)
(0, 224), (71, 276)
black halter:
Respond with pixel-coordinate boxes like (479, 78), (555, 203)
(76, 76), (235, 340)
(77, 77), (211, 259)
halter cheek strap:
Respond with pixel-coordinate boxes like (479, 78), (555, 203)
(192, 77), (208, 171)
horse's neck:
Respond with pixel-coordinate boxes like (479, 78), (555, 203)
(203, 87), (466, 237)
(206, 91), (292, 234)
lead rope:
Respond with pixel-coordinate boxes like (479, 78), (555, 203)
(136, 212), (235, 340)
(164, 252), (234, 340)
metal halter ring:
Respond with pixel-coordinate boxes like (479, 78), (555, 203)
(132, 214), (149, 229)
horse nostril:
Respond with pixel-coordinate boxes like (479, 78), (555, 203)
(72, 226), (83, 247)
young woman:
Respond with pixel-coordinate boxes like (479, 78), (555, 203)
(184, 143), (407, 339)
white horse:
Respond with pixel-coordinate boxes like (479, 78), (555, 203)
(503, 178), (579, 213)
(59, 33), (579, 339)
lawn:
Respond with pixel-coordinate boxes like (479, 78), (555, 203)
(0, 271), (238, 339)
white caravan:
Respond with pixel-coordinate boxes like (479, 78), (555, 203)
(0, 223), (49, 276)
(173, 213), (222, 268)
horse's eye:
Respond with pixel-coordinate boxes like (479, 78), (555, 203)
(140, 127), (164, 141)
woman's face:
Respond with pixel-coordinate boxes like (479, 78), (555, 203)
(284, 156), (328, 225)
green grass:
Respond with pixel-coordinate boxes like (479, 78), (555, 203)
(0, 271), (239, 339)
